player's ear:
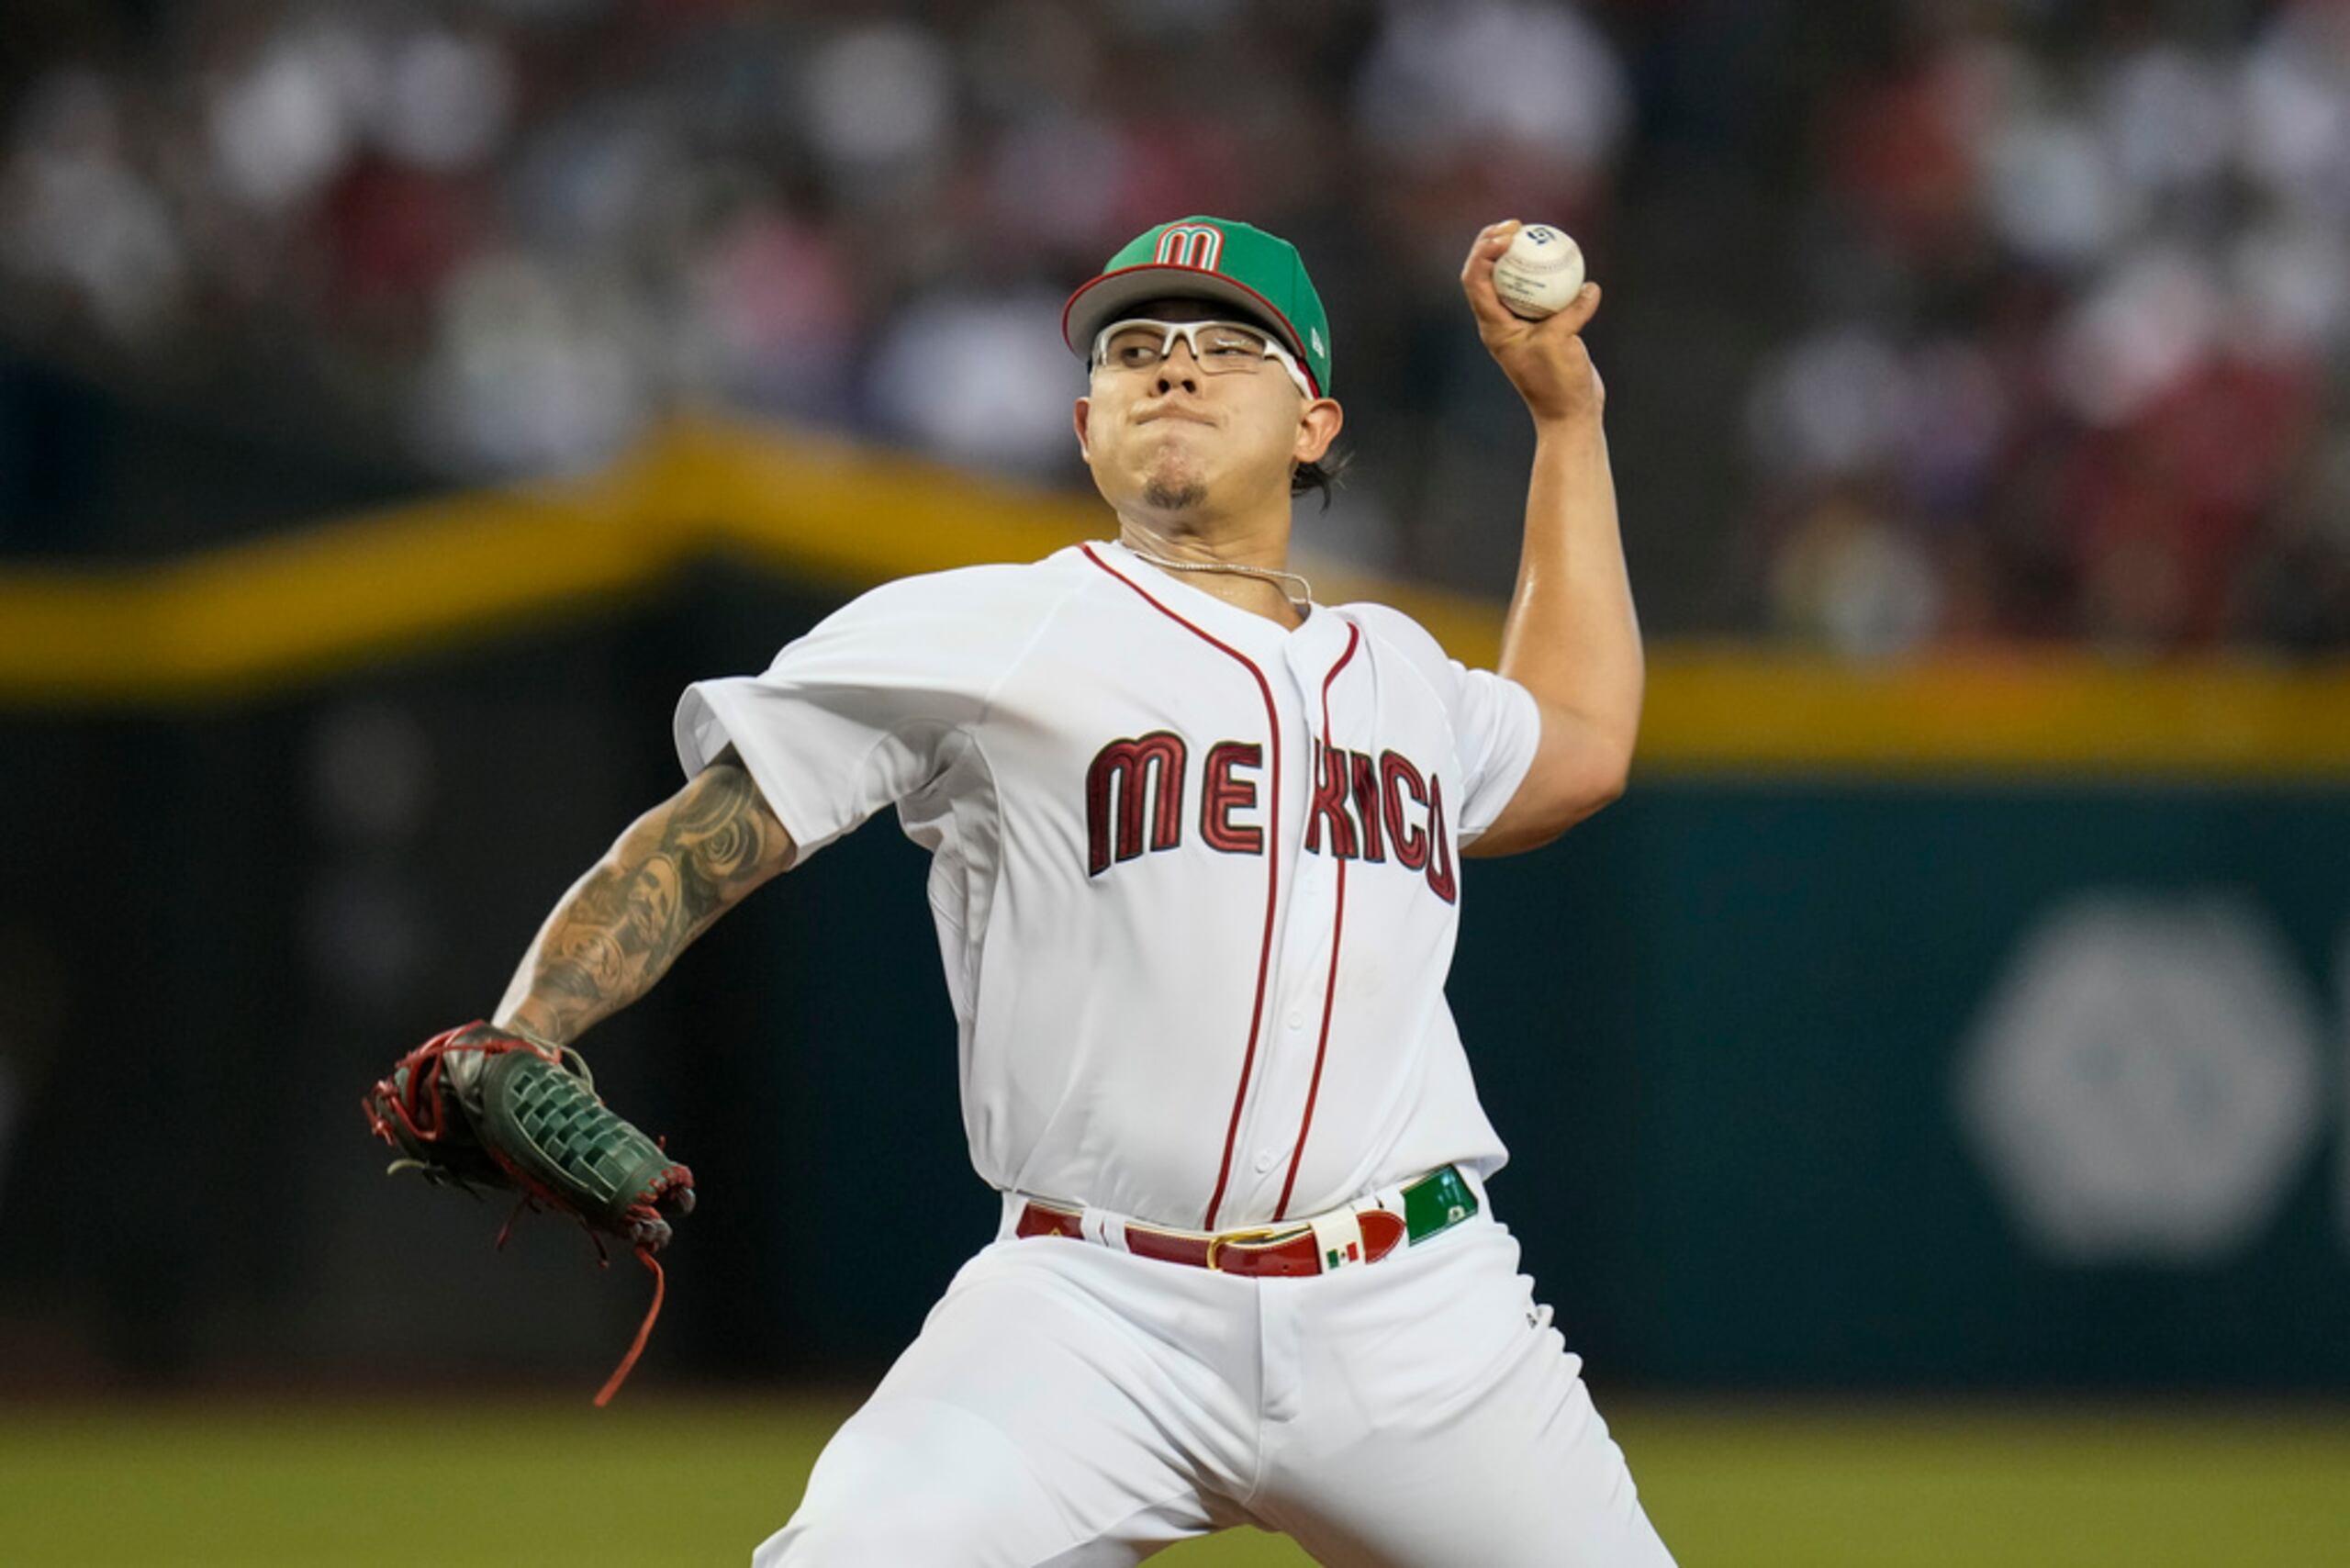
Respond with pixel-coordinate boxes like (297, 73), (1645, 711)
(1074, 397), (1093, 461)
(1293, 397), (1342, 466)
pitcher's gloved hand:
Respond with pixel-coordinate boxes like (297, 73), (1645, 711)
(363, 1020), (695, 1401)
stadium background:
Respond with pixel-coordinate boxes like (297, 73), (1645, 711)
(4, 0), (2348, 1562)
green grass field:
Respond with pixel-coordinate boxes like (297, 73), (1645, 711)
(6, 1395), (2345, 1565)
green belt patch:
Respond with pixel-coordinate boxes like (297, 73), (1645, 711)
(1401, 1165), (1478, 1244)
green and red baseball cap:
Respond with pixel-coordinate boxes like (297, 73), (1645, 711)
(1063, 216), (1333, 397)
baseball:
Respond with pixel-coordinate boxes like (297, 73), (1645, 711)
(1492, 223), (1586, 319)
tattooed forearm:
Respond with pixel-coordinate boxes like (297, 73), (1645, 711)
(495, 761), (794, 1043)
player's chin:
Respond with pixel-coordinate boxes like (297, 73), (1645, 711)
(1140, 475), (1213, 514)
(1132, 451), (1216, 512)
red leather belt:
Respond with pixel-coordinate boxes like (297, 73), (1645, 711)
(1014, 1198), (1410, 1278)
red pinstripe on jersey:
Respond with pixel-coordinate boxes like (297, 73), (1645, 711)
(1080, 543), (1283, 1231)
(1276, 621), (1360, 1220)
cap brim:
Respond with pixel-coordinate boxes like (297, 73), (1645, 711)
(1062, 263), (1320, 397)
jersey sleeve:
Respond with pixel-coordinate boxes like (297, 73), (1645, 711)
(1448, 660), (1543, 846)
(671, 572), (1014, 864)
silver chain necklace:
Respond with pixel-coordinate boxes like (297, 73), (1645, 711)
(1123, 543), (1315, 608)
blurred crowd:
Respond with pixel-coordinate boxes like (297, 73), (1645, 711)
(0, 0), (1628, 584)
(5, 0), (2350, 651)
(1751, 0), (2350, 653)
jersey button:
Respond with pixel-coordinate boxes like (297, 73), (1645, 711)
(1286, 1010), (1305, 1030)
(1254, 1149), (1277, 1173)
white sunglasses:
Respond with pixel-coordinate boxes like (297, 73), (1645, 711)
(1090, 318), (1313, 399)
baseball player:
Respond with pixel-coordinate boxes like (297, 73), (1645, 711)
(372, 215), (1667, 1564)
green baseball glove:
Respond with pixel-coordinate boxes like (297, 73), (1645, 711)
(363, 1020), (695, 1402)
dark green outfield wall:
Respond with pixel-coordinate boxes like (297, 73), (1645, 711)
(1454, 786), (2349, 1389)
(3, 577), (2344, 1389)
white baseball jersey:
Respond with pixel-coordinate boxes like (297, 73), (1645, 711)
(674, 537), (1542, 1232)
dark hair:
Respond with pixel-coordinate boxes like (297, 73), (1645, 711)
(1292, 442), (1351, 511)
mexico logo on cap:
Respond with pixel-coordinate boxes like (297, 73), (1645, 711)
(1154, 224), (1224, 271)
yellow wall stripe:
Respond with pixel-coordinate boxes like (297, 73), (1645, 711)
(3, 412), (2347, 778)
(1640, 645), (2350, 778)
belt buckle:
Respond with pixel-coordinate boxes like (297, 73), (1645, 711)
(1204, 1226), (1286, 1271)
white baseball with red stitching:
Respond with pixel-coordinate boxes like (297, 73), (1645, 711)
(1493, 223), (1586, 320)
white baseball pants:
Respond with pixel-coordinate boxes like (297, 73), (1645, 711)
(755, 1193), (1676, 1567)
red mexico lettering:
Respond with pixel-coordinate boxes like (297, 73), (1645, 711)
(1349, 749), (1386, 862)
(1423, 773), (1457, 903)
(1380, 750), (1429, 871)
(1086, 732), (1187, 876)
(1304, 739), (1360, 858)
(1200, 741), (1264, 855)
